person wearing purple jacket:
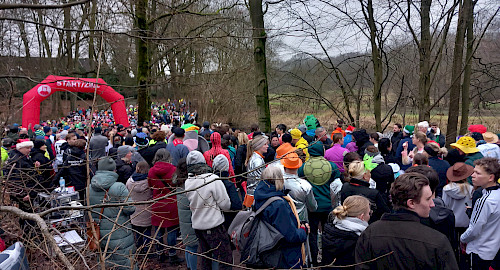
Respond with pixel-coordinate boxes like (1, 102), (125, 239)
(325, 133), (348, 173)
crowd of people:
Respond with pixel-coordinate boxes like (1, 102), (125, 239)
(1, 110), (500, 270)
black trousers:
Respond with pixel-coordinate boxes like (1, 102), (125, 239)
(471, 253), (492, 270)
(308, 211), (329, 265)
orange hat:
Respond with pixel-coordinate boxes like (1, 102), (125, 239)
(276, 143), (296, 158)
(281, 152), (302, 169)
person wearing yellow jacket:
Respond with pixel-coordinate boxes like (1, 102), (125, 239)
(291, 128), (310, 161)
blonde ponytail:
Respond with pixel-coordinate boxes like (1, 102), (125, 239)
(331, 195), (370, 220)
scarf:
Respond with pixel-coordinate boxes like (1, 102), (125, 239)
(187, 163), (213, 175)
(173, 138), (184, 147)
(283, 195), (306, 264)
(333, 216), (368, 236)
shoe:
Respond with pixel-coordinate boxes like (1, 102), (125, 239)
(168, 255), (184, 265)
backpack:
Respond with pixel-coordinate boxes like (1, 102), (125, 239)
(303, 156), (332, 186)
(228, 196), (282, 251)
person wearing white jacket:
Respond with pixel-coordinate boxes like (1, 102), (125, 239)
(460, 158), (500, 270)
(443, 163), (474, 228)
(184, 151), (232, 270)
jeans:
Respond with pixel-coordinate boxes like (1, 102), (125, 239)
(185, 245), (219, 270)
(153, 225), (180, 256)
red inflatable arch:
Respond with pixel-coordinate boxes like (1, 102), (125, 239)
(23, 75), (129, 128)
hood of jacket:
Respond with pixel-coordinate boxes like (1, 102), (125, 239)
(254, 180), (286, 209)
(210, 132), (222, 149)
(371, 154), (385, 164)
(131, 172), (148, 182)
(308, 142), (324, 157)
(443, 182), (471, 200)
(91, 170), (119, 191)
(306, 129), (316, 138)
(429, 197), (453, 223)
(30, 148), (46, 157)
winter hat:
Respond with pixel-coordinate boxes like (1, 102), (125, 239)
(290, 129), (302, 140)
(251, 135), (268, 151)
(60, 130), (69, 140)
(212, 154), (229, 173)
(186, 151), (206, 165)
(470, 132), (483, 142)
(35, 130), (45, 137)
(33, 124), (41, 131)
(203, 121), (210, 128)
(483, 132), (499, 144)
(98, 157), (116, 171)
(468, 124), (487, 134)
(424, 144), (438, 157)
(2, 138), (14, 148)
(297, 125), (307, 133)
(450, 136), (479, 154)
(33, 139), (45, 149)
(403, 125), (414, 135)
(173, 127), (185, 137)
(446, 162), (474, 182)
(346, 126), (355, 133)
(43, 126), (51, 134)
(16, 139), (34, 150)
(51, 127), (58, 133)
(281, 152), (302, 169)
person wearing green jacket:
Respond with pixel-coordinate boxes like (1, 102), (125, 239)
(298, 142), (341, 266)
(88, 157), (137, 270)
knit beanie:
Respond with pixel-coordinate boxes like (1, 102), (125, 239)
(33, 139), (46, 149)
(212, 154), (229, 172)
(186, 151), (206, 165)
(117, 145), (132, 159)
(35, 130), (45, 137)
(98, 157), (116, 171)
(43, 126), (51, 134)
(251, 135), (268, 151)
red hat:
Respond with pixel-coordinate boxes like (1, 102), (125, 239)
(468, 124), (487, 134)
(346, 126), (355, 133)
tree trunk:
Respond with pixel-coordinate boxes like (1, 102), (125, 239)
(365, 0), (382, 131)
(248, 0), (271, 133)
(418, 0), (432, 121)
(446, 0), (467, 147)
(135, 0), (151, 125)
(17, 22), (30, 57)
(88, 0), (97, 76)
(459, 0), (475, 135)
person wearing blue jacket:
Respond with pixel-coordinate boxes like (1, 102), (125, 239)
(395, 125), (415, 170)
(254, 166), (309, 268)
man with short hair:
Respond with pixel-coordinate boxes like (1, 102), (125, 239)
(430, 122), (446, 147)
(355, 173), (458, 269)
(315, 127), (332, 149)
(460, 157), (500, 270)
(89, 126), (108, 163)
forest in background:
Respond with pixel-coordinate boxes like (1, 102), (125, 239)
(0, 0), (499, 143)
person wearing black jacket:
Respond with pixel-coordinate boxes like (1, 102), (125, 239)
(340, 160), (391, 223)
(390, 124), (403, 156)
(30, 140), (53, 189)
(351, 129), (373, 158)
(322, 195), (371, 269)
(3, 140), (40, 213)
(57, 139), (88, 200)
(115, 146), (135, 184)
(355, 173), (458, 270)
(138, 131), (167, 166)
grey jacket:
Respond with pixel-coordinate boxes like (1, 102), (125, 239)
(283, 172), (317, 222)
(177, 187), (198, 247)
(89, 133), (109, 161)
(246, 152), (265, 195)
(442, 182), (473, 228)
